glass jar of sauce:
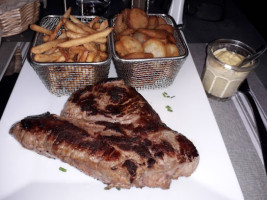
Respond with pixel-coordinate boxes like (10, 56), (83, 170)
(202, 39), (259, 100)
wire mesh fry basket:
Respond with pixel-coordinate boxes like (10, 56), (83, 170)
(111, 14), (188, 90)
(28, 15), (111, 96)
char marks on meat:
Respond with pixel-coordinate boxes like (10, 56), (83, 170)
(10, 79), (199, 189)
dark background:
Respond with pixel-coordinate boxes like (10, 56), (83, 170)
(37, 0), (266, 43)
(233, 0), (266, 41)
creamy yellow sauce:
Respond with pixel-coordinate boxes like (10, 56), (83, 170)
(214, 48), (245, 67)
(202, 48), (250, 99)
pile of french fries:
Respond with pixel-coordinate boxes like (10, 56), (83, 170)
(30, 7), (113, 63)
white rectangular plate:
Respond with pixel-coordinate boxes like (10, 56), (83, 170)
(0, 51), (243, 200)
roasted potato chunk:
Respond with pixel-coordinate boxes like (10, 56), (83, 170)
(144, 38), (166, 58)
(127, 8), (148, 29)
(113, 8), (180, 59)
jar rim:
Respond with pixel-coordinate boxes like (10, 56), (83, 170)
(207, 39), (259, 72)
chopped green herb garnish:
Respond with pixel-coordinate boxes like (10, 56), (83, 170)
(59, 167), (67, 172)
(162, 92), (175, 98)
(165, 105), (173, 112)
(163, 92), (167, 97)
(104, 187), (121, 190)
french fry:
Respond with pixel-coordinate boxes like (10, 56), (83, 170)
(92, 22), (101, 30)
(83, 42), (98, 52)
(49, 20), (63, 41)
(56, 55), (66, 62)
(66, 58), (74, 62)
(57, 31), (67, 39)
(58, 48), (69, 60)
(65, 20), (87, 34)
(79, 50), (89, 62)
(69, 46), (87, 54)
(33, 52), (62, 62)
(98, 20), (108, 31)
(76, 23), (96, 34)
(86, 51), (96, 62)
(93, 51), (101, 62)
(69, 15), (84, 25)
(68, 46), (86, 60)
(43, 47), (57, 55)
(62, 7), (72, 19)
(66, 31), (87, 39)
(31, 38), (67, 54)
(88, 16), (100, 28)
(94, 37), (107, 44)
(99, 51), (108, 61)
(70, 15), (97, 34)
(49, 7), (72, 41)
(57, 27), (113, 48)
(77, 49), (85, 61)
(99, 43), (106, 52)
(30, 24), (52, 35)
(42, 35), (50, 42)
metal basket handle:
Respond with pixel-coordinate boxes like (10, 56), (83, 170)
(131, 0), (150, 13)
(63, 0), (85, 16)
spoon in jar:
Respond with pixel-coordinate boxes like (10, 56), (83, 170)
(239, 45), (267, 68)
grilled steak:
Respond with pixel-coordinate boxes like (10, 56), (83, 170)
(10, 79), (199, 189)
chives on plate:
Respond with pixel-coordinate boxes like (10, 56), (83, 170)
(165, 105), (173, 112)
(104, 187), (121, 190)
(163, 92), (167, 97)
(162, 92), (175, 98)
(163, 92), (174, 112)
(59, 167), (67, 172)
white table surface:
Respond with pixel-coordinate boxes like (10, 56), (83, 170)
(0, 51), (243, 199)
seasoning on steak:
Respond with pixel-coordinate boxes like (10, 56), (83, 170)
(10, 79), (199, 189)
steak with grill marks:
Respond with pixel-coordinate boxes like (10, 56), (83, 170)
(10, 79), (199, 189)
